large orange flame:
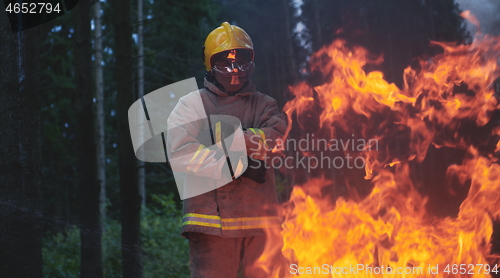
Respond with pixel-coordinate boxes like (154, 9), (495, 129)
(258, 12), (500, 277)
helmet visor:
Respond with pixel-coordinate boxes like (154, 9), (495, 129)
(211, 49), (253, 75)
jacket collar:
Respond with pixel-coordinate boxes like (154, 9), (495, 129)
(204, 77), (256, 97)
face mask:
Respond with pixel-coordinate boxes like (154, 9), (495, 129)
(211, 49), (254, 93)
(212, 64), (254, 93)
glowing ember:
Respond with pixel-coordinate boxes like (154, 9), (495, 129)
(258, 12), (500, 277)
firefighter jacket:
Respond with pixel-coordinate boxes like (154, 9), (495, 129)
(166, 78), (287, 238)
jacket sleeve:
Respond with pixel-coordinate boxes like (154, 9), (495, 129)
(166, 92), (227, 179)
(244, 96), (287, 158)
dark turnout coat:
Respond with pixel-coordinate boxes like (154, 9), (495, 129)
(167, 78), (287, 238)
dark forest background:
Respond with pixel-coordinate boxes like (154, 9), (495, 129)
(1, 0), (498, 277)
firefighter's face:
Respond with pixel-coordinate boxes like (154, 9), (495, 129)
(211, 49), (254, 92)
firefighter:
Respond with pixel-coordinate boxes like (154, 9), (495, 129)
(166, 22), (287, 277)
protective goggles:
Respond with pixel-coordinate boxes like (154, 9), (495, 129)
(211, 49), (254, 75)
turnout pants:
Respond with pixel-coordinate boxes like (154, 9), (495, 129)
(188, 232), (275, 278)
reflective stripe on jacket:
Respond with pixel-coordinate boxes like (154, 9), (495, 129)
(182, 213), (282, 231)
(167, 78), (287, 238)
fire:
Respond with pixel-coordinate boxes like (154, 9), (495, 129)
(258, 12), (500, 277)
(228, 49), (237, 59)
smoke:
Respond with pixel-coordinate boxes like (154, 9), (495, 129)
(455, 0), (500, 35)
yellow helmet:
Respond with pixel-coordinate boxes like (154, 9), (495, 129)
(203, 22), (254, 71)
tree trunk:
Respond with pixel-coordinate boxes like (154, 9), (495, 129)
(0, 10), (43, 278)
(386, 18), (395, 82)
(282, 0), (298, 86)
(137, 0), (146, 208)
(427, 0), (436, 40)
(94, 0), (107, 221)
(312, 0), (323, 51)
(111, 0), (144, 276)
(74, 0), (104, 277)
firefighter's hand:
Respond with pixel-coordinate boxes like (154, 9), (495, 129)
(243, 128), (268, 160)
(241, 157), (267, 184)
